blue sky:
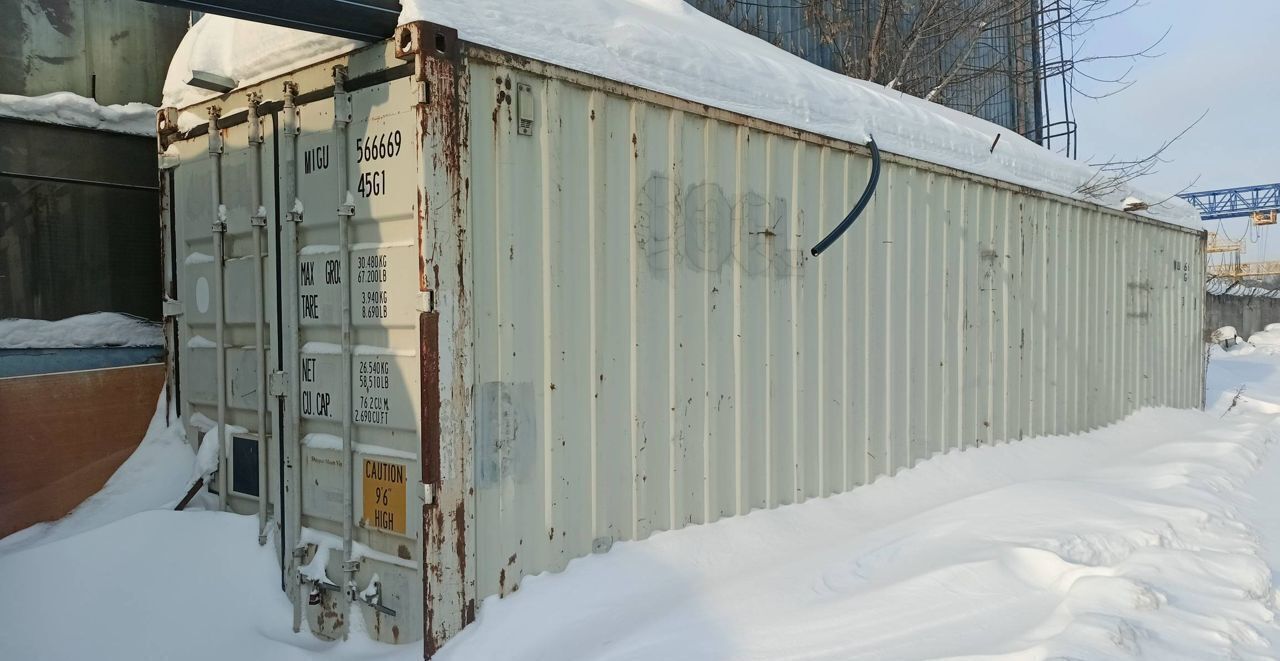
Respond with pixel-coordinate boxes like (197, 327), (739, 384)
(1070, 0), (1280, 256)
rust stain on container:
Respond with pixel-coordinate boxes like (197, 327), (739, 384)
(421, 316), (441, 485)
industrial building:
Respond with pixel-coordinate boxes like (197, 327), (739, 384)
(687, 0), (1045, 141)
(1, 0), (187, 320)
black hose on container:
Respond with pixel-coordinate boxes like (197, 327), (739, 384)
(810, 136), (881, 257)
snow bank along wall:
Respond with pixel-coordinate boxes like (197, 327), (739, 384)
(160, 22), (1207, 653)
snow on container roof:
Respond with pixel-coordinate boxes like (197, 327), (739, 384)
(163, 0), (1201, 230)
(0, 92), (156, 136)
(162, 16), (365, 110)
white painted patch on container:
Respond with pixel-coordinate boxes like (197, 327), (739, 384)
(195, 277), (210, 314)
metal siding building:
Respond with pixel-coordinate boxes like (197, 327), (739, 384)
(0, 0), (187, 106)
(1, 0), (187, 320)
(0, 120), (163, 320)
(161, 22), (1204, 654)
(687, 0), (1041, 136)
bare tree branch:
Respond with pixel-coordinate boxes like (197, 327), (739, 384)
(1076, 109), (1208, 199)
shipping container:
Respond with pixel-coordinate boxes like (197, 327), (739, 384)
(158, 21), (1206, 654)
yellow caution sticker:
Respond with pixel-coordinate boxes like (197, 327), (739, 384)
(362, 458), (407, 535)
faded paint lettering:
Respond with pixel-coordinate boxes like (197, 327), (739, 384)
(636, 172), (801, 277)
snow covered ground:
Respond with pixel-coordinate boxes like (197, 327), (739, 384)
(3, 339), (1279, 659)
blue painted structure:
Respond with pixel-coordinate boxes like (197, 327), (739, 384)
(0, 346), (164, 379)
(1178, 183), (1280, 221)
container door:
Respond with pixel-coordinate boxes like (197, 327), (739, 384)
(286, 68), (425, 644)
(168, 105), (281, 545)
(165, 58), (425, 646)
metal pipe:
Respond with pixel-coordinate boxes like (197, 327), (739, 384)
(208, 108), (229, 512)
(810, 136), (881, 257)
(248, 95), (271, 546)
(0, 170), (159, 191)
(280, 81), (306, 634)
(333, 65), (357, 639)
(135, 0), (399, 42)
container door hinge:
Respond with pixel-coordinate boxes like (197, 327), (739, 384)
(212, 205), (228, 234)
(247, 92), (264, 145)
(207, 108), (224, 154)
(162, 298), (183, 318)
(422, 482), (435, 505)
(333, 66), (352, 122)
(268, 371), (289, 397)
(417, 291), (435, 313)
(414, 80), (430, 105)
(337, 204), (355, 218)
(335, 93), (352, 124)
(341, 559), (361, 573)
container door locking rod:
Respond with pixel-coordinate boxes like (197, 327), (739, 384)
(810, 136), (881, 257)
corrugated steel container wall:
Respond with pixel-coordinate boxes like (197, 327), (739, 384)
(462, 48), (1205, 602)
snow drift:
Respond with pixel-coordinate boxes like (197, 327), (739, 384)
(0, 390), (193, 555)
(3, 345), (1280, 659)
(163, 1), (1199, 229)
(437, 406), (1280, 660)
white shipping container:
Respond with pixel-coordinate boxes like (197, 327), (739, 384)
(159, 21), (1206, 654)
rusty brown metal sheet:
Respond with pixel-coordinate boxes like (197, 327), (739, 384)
(0, 364), (165, 538)
(420, 311), (441, 487)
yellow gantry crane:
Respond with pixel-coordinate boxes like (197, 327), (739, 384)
(1180, 185), (1280, 282)
(1177, 183), (1280, 281)
(1208, 261), (1280, 279)
(1210, 212), (1280, 280)
(1206, 214), (1280, 281)
(1206, 232), (1244, 254)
